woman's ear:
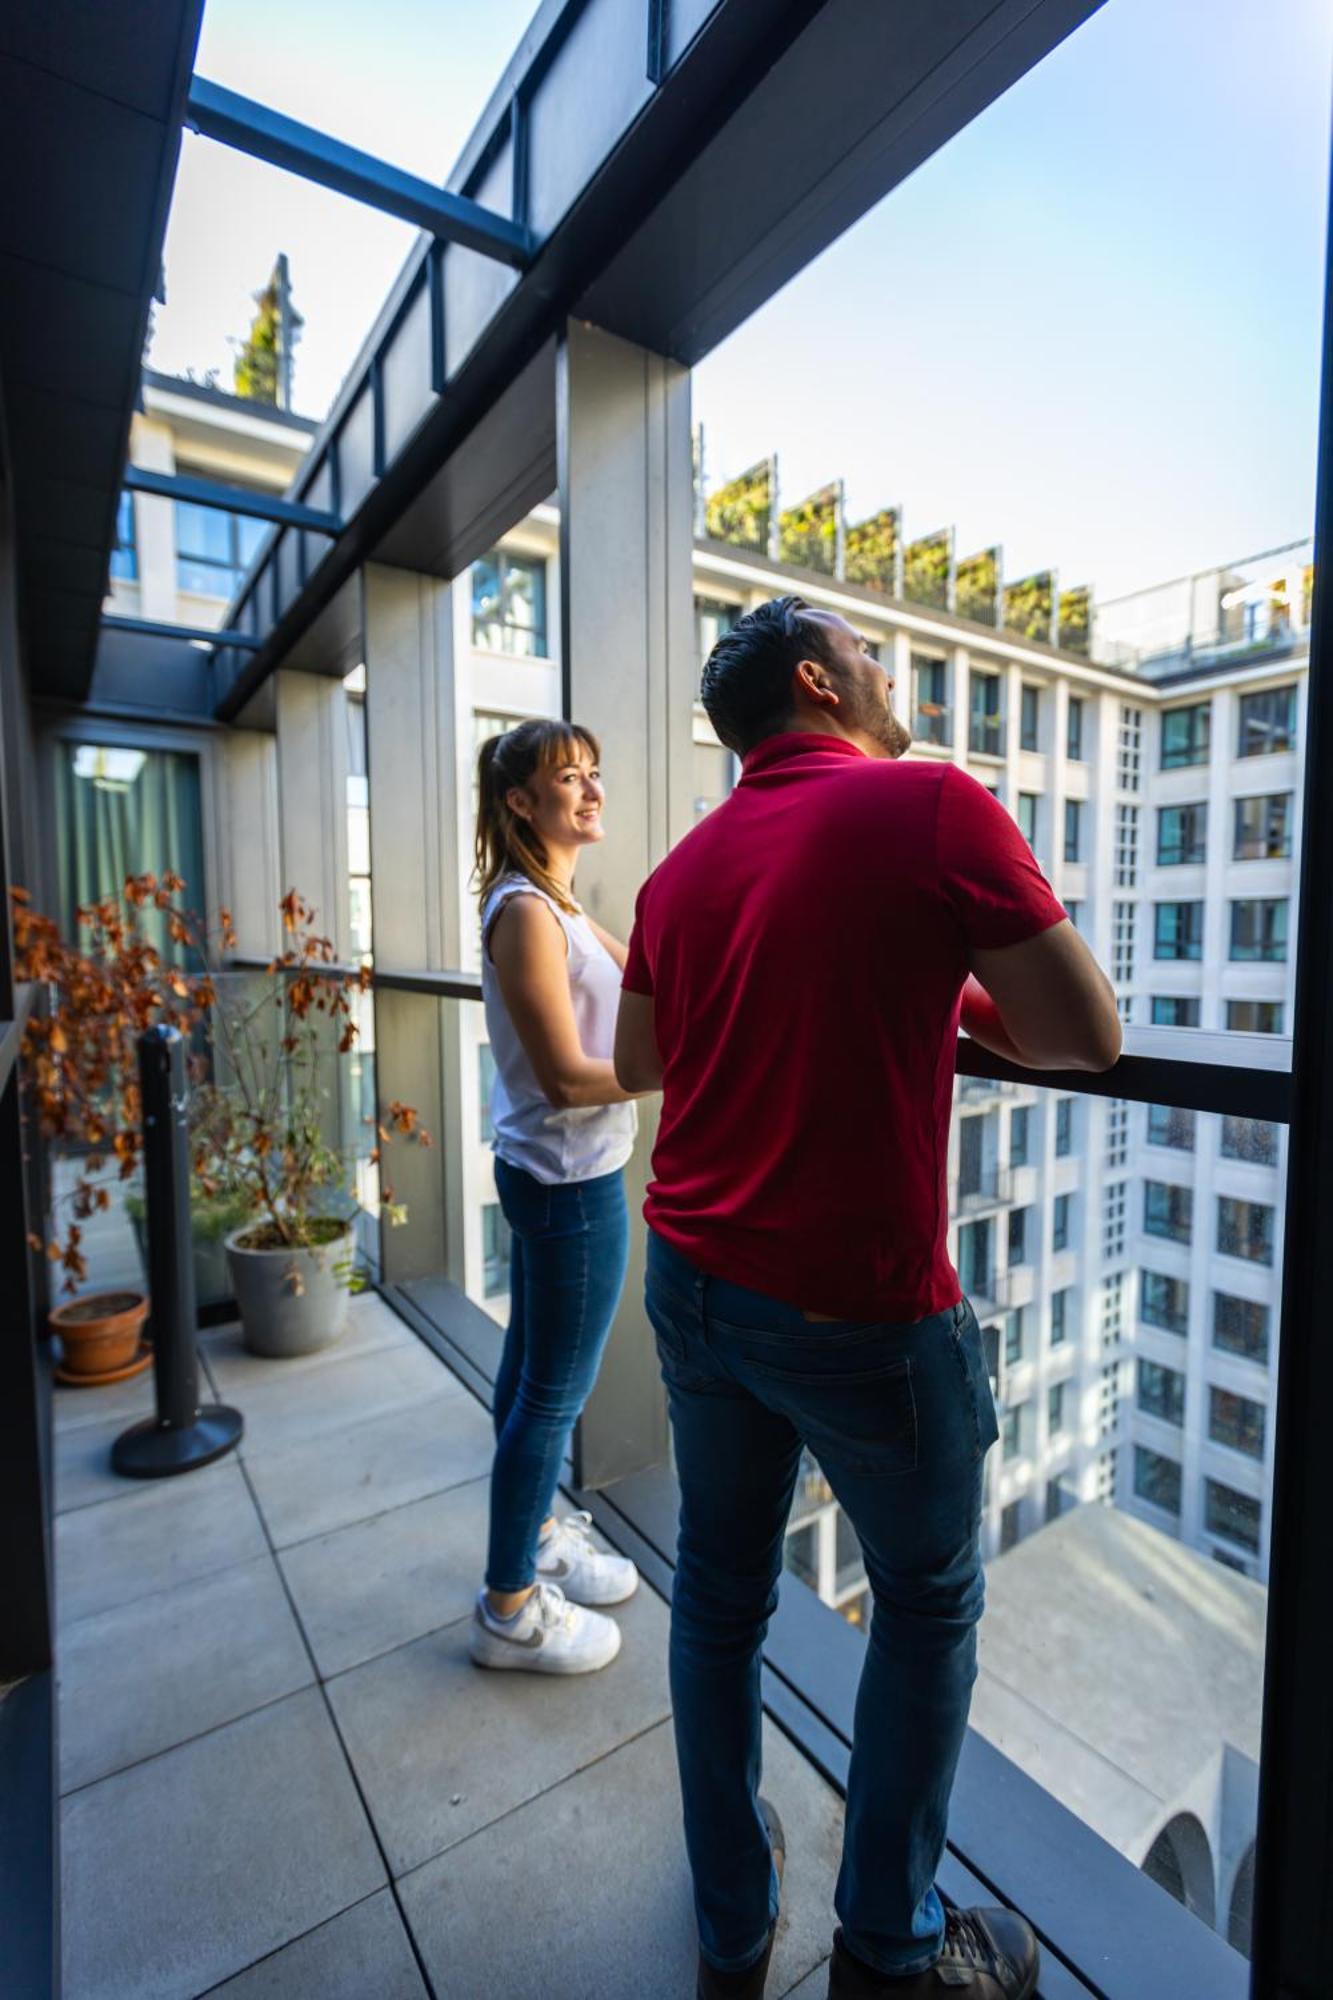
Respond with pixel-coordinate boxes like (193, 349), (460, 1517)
(506, 785), (530, 823)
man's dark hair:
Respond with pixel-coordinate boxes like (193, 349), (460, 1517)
(700, 594), (841, 756)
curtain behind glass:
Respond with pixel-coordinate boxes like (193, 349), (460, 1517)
(54, 743), (205, 966)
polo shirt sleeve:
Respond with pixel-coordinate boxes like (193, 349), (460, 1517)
(621, 879), (655, 996)
(936, 763), (1067, 949)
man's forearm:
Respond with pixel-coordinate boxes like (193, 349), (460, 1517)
(959, 976), (1025, 1064)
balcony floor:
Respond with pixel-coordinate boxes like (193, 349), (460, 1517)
(53, 1293), (843, 1999)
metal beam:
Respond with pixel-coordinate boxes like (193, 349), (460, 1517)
(124, 465), (342, 536)
(101, 615), (262, 651)
(185, 77), (534, 268)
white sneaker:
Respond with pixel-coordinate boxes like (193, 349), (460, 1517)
(469, 1582), (622, 1675)
(536, 1511), (639, 1606)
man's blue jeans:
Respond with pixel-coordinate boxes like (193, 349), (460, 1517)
(644, 1229), (998, 1977)
(486, 1158), (629, 1592)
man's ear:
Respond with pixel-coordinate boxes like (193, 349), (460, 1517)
(794, 658), (838, 707)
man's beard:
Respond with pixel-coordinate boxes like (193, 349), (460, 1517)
(850, 688), (912, 759)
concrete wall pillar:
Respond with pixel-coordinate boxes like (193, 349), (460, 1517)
(273, 669), (352, 960)
(558, 319), (696, 1487)
(213, 729), (281, 960)
(362, 565), (465, 1285)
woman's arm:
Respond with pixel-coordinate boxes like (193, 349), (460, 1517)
(490, 894), (640, 1108)
(584, 913), (628, 971)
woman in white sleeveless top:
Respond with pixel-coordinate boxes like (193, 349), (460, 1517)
(469, 717), (648, 1676)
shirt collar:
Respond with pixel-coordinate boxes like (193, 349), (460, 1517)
(739, 732), (870, 780)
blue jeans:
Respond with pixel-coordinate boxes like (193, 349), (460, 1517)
(644, 1230), (998, 1977)
(486, 1158), (630, 1592)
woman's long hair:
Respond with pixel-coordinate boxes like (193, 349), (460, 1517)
(474, 718), (601, 918)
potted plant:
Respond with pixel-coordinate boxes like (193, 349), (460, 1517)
(124, 1179), (253, 1310)
(12, 875), (426, 1366)
(12, 872), (206, 1377)
(191, 889), (427, 1358)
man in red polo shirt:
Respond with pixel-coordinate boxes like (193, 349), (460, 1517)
(615, 596), (1120, 2000)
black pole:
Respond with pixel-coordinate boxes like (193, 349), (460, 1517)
(112, 1024), (243, 1478)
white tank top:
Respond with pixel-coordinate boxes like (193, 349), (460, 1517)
(481, 873), (638, 1186)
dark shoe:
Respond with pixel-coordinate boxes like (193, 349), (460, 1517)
(696, 1798), (787, 1999)
(828, 1906), (1039, 1998)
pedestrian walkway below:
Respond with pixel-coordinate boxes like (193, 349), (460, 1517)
(54, 1291), (844, 1998)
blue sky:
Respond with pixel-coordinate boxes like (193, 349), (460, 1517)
(151, 0), (1332, 600)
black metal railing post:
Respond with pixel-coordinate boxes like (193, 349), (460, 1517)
(112, 1025), (243, 1478)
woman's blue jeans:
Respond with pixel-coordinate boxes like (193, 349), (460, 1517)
(644, 1229), (998, 1978)
(486, 1158), (629, 1593)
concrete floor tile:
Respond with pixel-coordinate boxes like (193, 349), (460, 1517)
(327, 1581), (673, 1877)
(780, 1963), (832, 2000)
(59, 1556), (314, 1793)
(53, 1367), (159, 1437)
(397, 1716), (843, 1999)
(202, 1294), (419, 1400)
(204, 1890), (427, 1999)
(61, 1689), (385, 2000)
(54, 1382), (227, 1515)
(56, 1460), (268, 1625)
(279, 1476), (490, 1677)
(246, 1391), (495, 1549)
(233, 1341), (460, 1458)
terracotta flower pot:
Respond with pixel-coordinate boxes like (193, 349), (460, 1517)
(50, 1290), (149, 1378)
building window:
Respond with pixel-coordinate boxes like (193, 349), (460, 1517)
(1066, 900), (1082, 932)
(1217, 1196), (1275, 1266)
(912, 654), (951, 747)
(473, 549), (548, 657)
(1016, 793), (1038, 846)
(175, 499), (267, 598)
(1106, 1098), (1129, 1169)
(1134, 1444), (1182, 1514)
(1048, 1382), (1066, 1434)
(1066, 696), (1085, 761)
(1226, 999), (1284, 1034)
(1112, 901), (1137, 984)
(1154, 901), (1204, 961)
(1156, 802), (1207, 866)
(1229, 898), (1288, 963)
(1209, 1387), (1266, 1461)
(1144, 1180), (1192, 1244)
(1063, 799), (1082, 863)
(696, 596), (741, 662)
(1205, 1479), (1262, 1554)
(1221, 1116), (1280, 1167)
(1052, 1192), (1071, 1253)
(482, 1201), (512, 1297)
(1234, 792), (1293, 860)
(1045, 1478), (1066, 1523)
(1000, 1499), (1022, 1551)
(1004, 1309), (1025, 1367)
(1055, 1098), (1074, 1156)
(1001, 1406), (1024, 1462)
(1137, 1358), (1186, 1426)
(109, 491), (137, 581)
(1117, 705), (1143, 790)
(1104, 1179), (1127, 1262)
(479, 1043), (497, 1145)
(1100, 1359), (1124, 1437)
(968, 673), (1004, 756)
(957, 1217), (993, 1298)
(1160, 702), (1211, 769)
(1213, 1292), (1270, 1365)
(1050, 1287), (1071, 1346)
(1114, 804), (1140, 887)
(1146, 1103), (1196, 1151)
(1020, 685), (1041, 752)
(1096, 1449), (1119, 1502)
(1142, 1270), (1189, 1334)
(1008, 1208), (1029, 1267)
(1236, 684), (1297, 759)
(1009, 1105), (1030, 1168)
(1151, 996), (1200, 1027)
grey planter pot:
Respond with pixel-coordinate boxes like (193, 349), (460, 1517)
(225, 1223), (353, 1359)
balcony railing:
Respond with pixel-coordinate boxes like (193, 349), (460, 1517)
(958, 1074), (1023, 1104)
(952, 1164), (1016, 1214)
(968, 714), (1007, 758)
(913, 704), (953, 748)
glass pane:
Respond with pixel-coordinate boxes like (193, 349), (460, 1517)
(781, 1085), (1282, 1967)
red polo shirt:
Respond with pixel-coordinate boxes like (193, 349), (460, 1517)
(622, 733), (1066, 1320)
